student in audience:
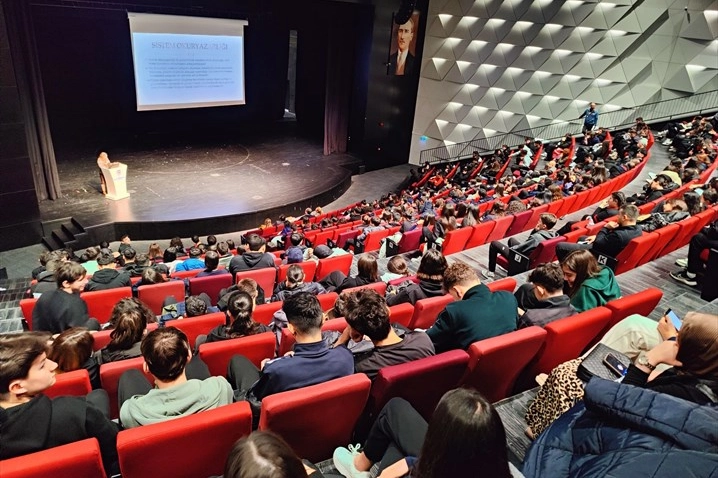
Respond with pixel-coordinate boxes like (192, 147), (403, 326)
(560, 249), (620, 312)
(386, 249), (447, 306)
(32, 262), (100, 333)
(29, 253), (63, 296)
(117, 234), (133, 255)
(169, 237), (188, 257)
(229, 234), (277, 276)
(320, 254), (380, 294)
(196, 250), (230, 277)
(671, 218), (718, 287)
(85, 250), (131, 291)
(516, 263), (576, 328)
(217, 241), (234, 268)
(334, 289), (434, 380)
(118, 327), (233, 428)
(272, 265), (326, 302)
(31, 250), (52, 279)
(333, 388), (518, 478)
(80, 246), (102, 275)
(224, 431), (327, 478)
(48, 327), (101, 389)
(381, 255), (411, 283)
(0, 333), (120, 474)
(282, 233), (305, 265)
(147, 243), (163, 263)
(162, 246), (183, 274)
(175, 246), (205, 272)
(200, 291), (269, 346)
(427, 263), (517, 353)
(97, 298), (154, 364)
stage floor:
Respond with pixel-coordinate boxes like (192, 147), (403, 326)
(40, 132), (359, 244)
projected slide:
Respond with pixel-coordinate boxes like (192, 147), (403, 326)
(128, 13), (248, 111)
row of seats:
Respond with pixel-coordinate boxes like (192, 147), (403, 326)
(17, 286), (665, 478)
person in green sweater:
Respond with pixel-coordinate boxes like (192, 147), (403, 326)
(560, 249), (621, 312)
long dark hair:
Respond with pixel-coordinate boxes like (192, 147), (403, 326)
(415, 388), (511, 478)
(561, 249), (601, 298)
(225, 291), (261, 338)
(224, 431), (306, 478)
(107, 298), (153, 351)
(356, 254), (379, 282)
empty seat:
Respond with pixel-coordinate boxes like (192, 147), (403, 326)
(484, 215), (515, 243)
(396, 228), (423, 254)
(363, 229), (391, 252)
(315, 254), (353, 281)
(495, 236), (565, 276)
(137, 281), (186, 315)
(465, 221), (495, 249)
(504, 209), (534, 237)
(45, 369), (92, 399)
(524, 204), (550, 231)
(441, 227), (473, 256)
(235, 268), (277, 302)
(117, 402), (252, 478)
(408, 294), (453, 330)
(461, 326), (547, 403)
(199, 332), (276, 377)
(0, 438), (107, 478)
(335, 229), (360, 250)
(188, 274), (233, 305)
(81, 287), (132, 324)
(603, 288), (663, 334)
(611, 232), (659, 275)
(19, 298), (37, 330)
(258, 374), (372, 462)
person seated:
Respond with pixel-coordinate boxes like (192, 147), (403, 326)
(229, 293), (354, 415)
(97, 298), (154, 364)
(671, 217), (718, 287)
(119, 247), (139, 273)
(201, 291), (270, 346)
(628, 173), (673, 206)
(29, 252), (64, 297)
(80, 246), (102, 276)
(174, 246), (205, 272)
(271, 265), (326, 302)
(333, 388), (520, 478)
(589, 191), (626, 223)
(344, 216), (385, 253)
(118, 327), (233, 428)
(147, 243), (163, 263)
(85, 249), (131, 291)
(516, 263), (576, 329)
(229, 234), (277, 276)
(31, 250), (52, 280)
(386, 249), (447, 306)
(117, 234), (133, 255)
(555, 204), (641, 262)
(216, 241), (234, 268)
(320, 254), (380, 294)
(0, 333), (120, 474)
(48, 327), (101, 389)
(381, 255), (411, 283)
(427, 263), (517, 353)
(637, 198), (690, 232)
(558, 249), (620, 312)
(32, 262), (100, 333)
(196, 250), (231, 277)
(483, 213), (558, 279)
(333, 289), (434, 380)
(282, 233), (305, 265)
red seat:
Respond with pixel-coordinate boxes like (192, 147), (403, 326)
(170, 269), (202, 280)
(311, 229), (335, 248)
(277, 262), (317, 283)
(0, 438), (107, 478)
(555, 193), (580, 218)
(484, 215), (515, 243)
(486, 277), (517, 293)
(397, 228), (423, 254)
(315, 254), (353, 281)
(336, 229), (360, 249)
(199, 332), (276, 377)
(45, 369), (92, 399)
(530, 307), (612, 375)
(92, 323), (159, 351)
(342, 281), (387, 296)
(441, 227), (473, 255)
(643, 223), (680, 264)
(363, 229), (391, 252)
(603, 288), (663, 334)
(408, 294), (453, 330)
(279, 317), (348, 356)
(612, 232), (659, 275)
(258, 374), (372, 463)
(81, 287), (132, 324)
(253, 301), (283, 325)
(167, 312), (225, 349)
(19, 298), (37, 330)
(117, 401), (252, 478)
(369, 350), (470, 421)
(460, 326), (547, 403)
(546, 199), (563, 216)
(188, 274), (234, 305)
(100, 357), (153, 419)
(388, 302), (414, 328)
(137, 281), (186, 315)
(465, 221), (496, 249)
(504, 209), (534, 237)
(495, 235), (565, 276)
(317, 292), (339, 311)
(524, 204), (550, 231)
(235, 268), (277, 302)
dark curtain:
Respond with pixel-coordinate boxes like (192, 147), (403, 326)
(4, 0), (61, 200)
(323, 22), (355, 156)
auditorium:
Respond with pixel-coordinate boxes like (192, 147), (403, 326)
(1, 0), (717, 476)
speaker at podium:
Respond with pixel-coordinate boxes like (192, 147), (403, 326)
(97, 152), (130, 200)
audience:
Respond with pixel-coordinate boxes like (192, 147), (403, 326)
(175, 246), (205, 272)
(200, 291), (269, 346)
(386, 249), (447, 306)
(516, 263), (576, 328)
(196, 250), (231, 277)
(48, 327), (100, 389)
(557, 249), (621, 312)
(85, 250), (131, 291)
(97, 298), (153, 364)
(272, 265), (326, 302)
(229, 234), (276, 276)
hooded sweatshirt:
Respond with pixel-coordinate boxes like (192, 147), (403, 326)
(570, 266), (621, 312)
(228, 251), (276, 276)
(85, 268), (131, 291)
(119, 376), (233, 428)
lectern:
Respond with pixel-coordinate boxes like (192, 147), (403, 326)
(100, 163), (130, 200)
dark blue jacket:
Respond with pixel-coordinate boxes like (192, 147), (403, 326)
(523, 378), (718, 478)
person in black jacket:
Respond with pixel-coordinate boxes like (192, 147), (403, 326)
(517, 263), (576, 329)
(0, 333), (119, 475)
(386, 249), (447, 306)
(85, 250), (131, 291)
(319, 254), (380, 294)
(228, 234), (276, 276)
(272, 265), (326, 302)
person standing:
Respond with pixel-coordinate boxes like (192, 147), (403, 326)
(579, 102), (599, 134)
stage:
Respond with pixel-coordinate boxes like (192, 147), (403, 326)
(39, 131), (362, 249)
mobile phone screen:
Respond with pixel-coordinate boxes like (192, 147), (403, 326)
(666, 309), (682, 330)
(603, 353), (628, 377)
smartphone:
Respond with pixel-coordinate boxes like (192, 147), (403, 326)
(665, 308), (682, 330)
(603, 353), (628, 377)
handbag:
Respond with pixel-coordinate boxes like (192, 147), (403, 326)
(577, 343), (631, 382)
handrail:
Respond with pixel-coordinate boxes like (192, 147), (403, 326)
(419, 89), (718, 164)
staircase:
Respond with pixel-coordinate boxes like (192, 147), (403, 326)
(41, 217), (89, 251)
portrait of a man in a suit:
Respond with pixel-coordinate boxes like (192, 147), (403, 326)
(391, 17), (415, 76)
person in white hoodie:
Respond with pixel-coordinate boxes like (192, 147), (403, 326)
(118, 327), (233, 428)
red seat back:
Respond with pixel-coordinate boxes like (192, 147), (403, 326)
(555, 193), (580, 219)
(409, 294), (453, 330)
(398, 229), (423, 253)
(315, 255), (353, 281)
(167, 312), (225, 349)
(0, 439), (107, 478)
(528, 235), (565, 266)
(486, 277), (517, 293)
(389, 302), (414, 328)
(81, 287), (133, 324)
(363, 229), (391, 252)
(317, 292), (339, 311)
(465, 221), (496, 249)
(504, 209), (534, 237)
(170, 269), (202, 280)
(644, 223), (680, 264)
(100, 357), (153, 419)
(92, 323), (159, 351)
(336, 229), (360, 249)
(524, 204), (550, 231)
(603, 288), (663, 334)
(198, 332), (276, 376)
(235, 268), (277, 302)
(441, 227), (473, 255)
(461, 326), (547, 403)
(370, 350), (469, 421)
(188, 274), (234, 305)
(258, 374), (372, 463)
(614, 232), (658, 275)
(342, 281), (387, 296)
(277, 262), (317, 283)
(117, 402), (252, 478)
(253, 301), (283, 325)
(137, 281), (186, 315)
(45, 369), (92, 399)
(19, 298), (37, 329)
(485, 215), (515, 243)
(312, 230), (335, 247)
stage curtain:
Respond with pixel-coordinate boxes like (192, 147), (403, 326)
(323, 22), (354, 156)
(3, 0), (61, 200)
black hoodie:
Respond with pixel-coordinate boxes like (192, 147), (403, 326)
(85, 268), (131, 291)
(228, 251), (276, 276)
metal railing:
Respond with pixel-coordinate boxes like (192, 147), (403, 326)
(419, 89), (718, 164)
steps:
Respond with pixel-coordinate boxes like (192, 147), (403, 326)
(41, 218), (89, 251)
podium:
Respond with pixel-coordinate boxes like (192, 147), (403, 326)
(100, 163), (130, 200)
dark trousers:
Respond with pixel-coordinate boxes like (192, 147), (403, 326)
(555, 241), (591, 262)
(488, 237), (521, 272)
(363, 398), (428, 473)
(86, 389), (111, 419)
(319, 270), (348, 293)
(227, 355), (261, 397)
(344, 238), (364, 253)
(688, 229), (718, 274)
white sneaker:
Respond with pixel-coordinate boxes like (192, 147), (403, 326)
(674, 258), (688, 268)
(662, 139), (672, 146)
(333, 445), (370, 478)
(481, 270), (495, 280)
